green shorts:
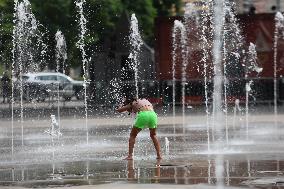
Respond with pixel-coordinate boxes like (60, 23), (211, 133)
(134, 111), (158, 129)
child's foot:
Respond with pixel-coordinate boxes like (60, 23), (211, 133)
(123, 156), (133, 160)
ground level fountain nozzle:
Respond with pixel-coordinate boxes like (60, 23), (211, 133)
(44, 115), (62, 137)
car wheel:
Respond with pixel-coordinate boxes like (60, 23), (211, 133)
(75, 89), (85, 100)
(36, 90), (48, 102)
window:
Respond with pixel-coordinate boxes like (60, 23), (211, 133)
(58, 76), (70, 84)
(37, 75), (57, 81)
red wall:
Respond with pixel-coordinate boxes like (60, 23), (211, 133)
(155, 13), (284, 80)
(240, 13), (279, 78)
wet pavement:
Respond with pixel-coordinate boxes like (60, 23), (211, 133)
(1, 113), (284, 188)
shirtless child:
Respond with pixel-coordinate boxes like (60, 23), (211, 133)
(116, 97), (162, 160)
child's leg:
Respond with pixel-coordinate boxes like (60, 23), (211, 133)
(124, 127), (141, 160)
(149, 128), (162, 159)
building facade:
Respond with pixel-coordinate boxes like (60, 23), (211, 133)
(236, 0), (283, 14)
(182, 0), (284, 14)
(154, 13), (284, 104)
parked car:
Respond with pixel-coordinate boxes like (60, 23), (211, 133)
(16, 72), (85, 101)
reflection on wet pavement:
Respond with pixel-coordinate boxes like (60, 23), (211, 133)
(0, 119), (284, 188)
(1, 158), (284, 188)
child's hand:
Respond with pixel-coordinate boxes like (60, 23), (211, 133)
(116, 104), (131, 113)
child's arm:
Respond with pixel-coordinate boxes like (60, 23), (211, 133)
(116, 104), (132, 113)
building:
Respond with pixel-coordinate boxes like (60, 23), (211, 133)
(181, 0), (206, 12)
(154, 13), (284, 104)
(183, 0), (284, 14)
(236, 0), (283, 14)
(181, 0), (284, 14)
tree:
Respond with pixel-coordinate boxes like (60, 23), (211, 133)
(0, 0), (15, 70)
(0, 0), (181, 71)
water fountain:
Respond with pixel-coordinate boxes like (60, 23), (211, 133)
(2, 0), (284, 188)
(75, 0), (89, 145)
(128, 13), (143, 99)
(171, 21), (178, 135)
(172, 0), (227, 184)
(44, 115), (62, 179)
(274, 12), (284, 128)
(232, 99), (241, 131)
(172, 20), (187, 135)
(44, 115), (62, 137)
(199, 0), (213, 151)
(12, 0), (47, 149)
(171, 0), (264, 187)
(55, 30), (67, 129)
(55, 31), (67, 75)
(211, 0), (225, 186)
(273, 12), (284, 116)
(164, 137), (169, 156)
(109, 78), (123, 106)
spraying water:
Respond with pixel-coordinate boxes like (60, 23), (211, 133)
(127, 14), (143, 158)
(13, 0), (45, 73)
(44, 115), (62, 179)
(199, 0), (214, 151)
(109, 78), (123, 106)
(128, 14), (143, 99)
(75, 0), (89, 144)
(212, 0), (225, 187)
(55, 30), (67, 74)
(245, 80), (252, 139)
(164, 137), (170, 156)
(11, 0), (17, 160)
(173, 20), (188, 133)
(12, 0), (42, 147)
(55, 30), (67, 130)
(245, 43), (262, 139)
(221, 1), (247, 145)
(44, 115), (62, 137)
(172, 1), (256, 186)
(182, 3), (201, 134)
(273, 12), (284, 124)
(232, 99), (241, 131)
(171, 21), (178, 135)
(172, 20), (186, 135)
(222, 2), (243, 145)
(207, 159), (212, 184)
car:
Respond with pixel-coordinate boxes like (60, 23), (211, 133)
(17, 72), (85, 101)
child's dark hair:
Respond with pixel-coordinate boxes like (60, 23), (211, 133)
(123, 96), (137, 106)
(123, 96), (137, 115)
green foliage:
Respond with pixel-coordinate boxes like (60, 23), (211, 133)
(120, 0), (157, 43)
(0, 0), (181, 70)
(0, 0), (14, 71)
(86, 0), (123, 43)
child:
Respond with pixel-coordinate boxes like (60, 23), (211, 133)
(116, 97), (162, 160)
